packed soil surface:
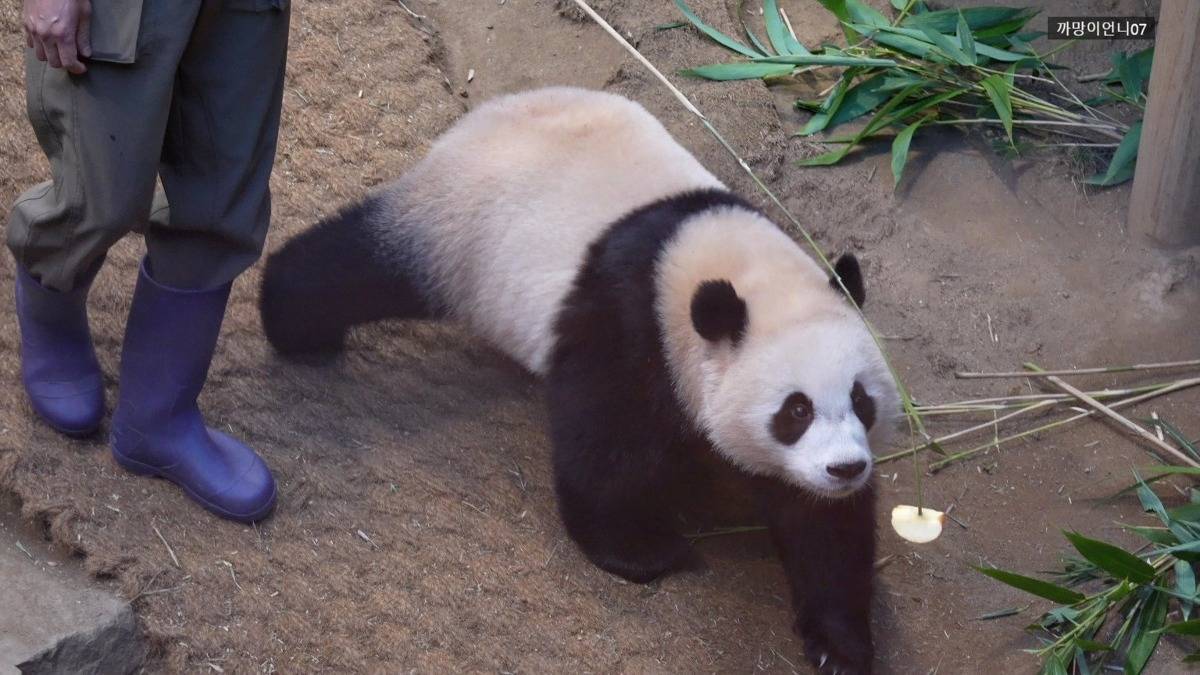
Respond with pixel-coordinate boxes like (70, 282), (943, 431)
(2, 0), (1199, 672)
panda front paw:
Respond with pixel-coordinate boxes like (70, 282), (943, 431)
(797, 613), (873, 675)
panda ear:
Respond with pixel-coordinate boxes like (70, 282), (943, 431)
(690, 279), (747, 344)
(829, 253), (866, 308)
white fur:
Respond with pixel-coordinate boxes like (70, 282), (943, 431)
(375, 87), (722, 374)
(655, 210), (900, 494)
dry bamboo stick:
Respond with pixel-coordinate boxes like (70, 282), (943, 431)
(878, 399), (1055, 464)
(927, 377), (1200, 471)
(1041, 373), (1200, 468)
(956, 359), (1200, 380)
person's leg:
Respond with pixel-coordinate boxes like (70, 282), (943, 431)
(7, 2), (201, 435)
(111, 0), (290, 523)
(147, 0), (291, 288)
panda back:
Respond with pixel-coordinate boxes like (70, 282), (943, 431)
(376, 88), (724, 374)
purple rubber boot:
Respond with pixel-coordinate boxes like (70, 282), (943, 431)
(111, 259), (276, 523)
(15, 264), (105, 437)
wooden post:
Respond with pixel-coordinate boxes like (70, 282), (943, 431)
(1128, 0), (1200, 246)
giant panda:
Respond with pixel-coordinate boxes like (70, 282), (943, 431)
(260, 87), (900, 674)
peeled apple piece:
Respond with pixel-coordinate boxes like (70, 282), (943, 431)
(891, 505), (946, 543)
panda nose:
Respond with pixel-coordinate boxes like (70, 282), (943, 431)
(827, 461), (867, 480)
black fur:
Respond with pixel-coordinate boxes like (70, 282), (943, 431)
(548, 188), (753, 583)
(771, 392), (813, 445)
(852, 381), (876, 431)
(259, 195), (439, 359)
(756, 477), (876, 674)
(690, 279), (747, 344)
(830, 253), (866, 308)
(548, 188), (876, 673)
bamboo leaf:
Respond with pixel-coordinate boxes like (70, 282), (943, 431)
(764, 0), (809, 55)
(1084, 120), (1141, 186)
(796, 147), (853, 167)
(1117, 54), (1145, 101)
(1125, 589), (1168, 675)
(1123, 524), (1178, 547)
(1075, 639), (1114, 652)
(1137, 477), (1170, 524)
(891, 117), (925, 187)
(797, 70), (853, 111)
(974, 605), (1028, 620)
(751, 54), (896, 67)
(1076, 650), (1094, 675)
(1103, 48), (1154, 97)
(979, 73), (1014, 143)
(975, 566), (1085, 604)
(1153, 539), (1200, 558)
(795, 85), (923, 168)
(1146, 466), (1200, 478)
(957, 11), (976, 64)
(818, 87), (964, 144)
(848, 24), (936, 59)
(1064, 531), (1156, 583)
(1128, 48), (1154, 90)
(859, 85), (925, 135)
(842, 0), (889, 28)
(814, 0), (856, 41)
(1165, 619), (1200, 635)
(886, 87), (967, 122)
(917, 23), (973, 65)
(854, 23), (1033, 61)
(737, 0), (772, 55)
(680, 62), (797, 81)
(972, 41), (1036, 62)
(799, 72), (908, 136)
(1178, 560), (1197, 621)
(902, 6), (1038, 34)
(975, 16), (1042, 41)
(1152, 418), (1200, 462)
(1169, 503), (1200, 523)
(674, 0), (763, 58)
(1041, 606), (1080, 629)
(1041, 652), (1069, 675)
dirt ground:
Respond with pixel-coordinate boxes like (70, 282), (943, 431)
(2, 0), (1199, 672)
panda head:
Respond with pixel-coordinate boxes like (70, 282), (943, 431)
(687, 254), (899, 498)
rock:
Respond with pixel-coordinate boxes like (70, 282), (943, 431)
(0, 514), (146, 675)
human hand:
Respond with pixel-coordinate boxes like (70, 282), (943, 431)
(23, 0), (92, 75)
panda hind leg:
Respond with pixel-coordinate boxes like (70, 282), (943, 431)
(260, 196), (438, 360)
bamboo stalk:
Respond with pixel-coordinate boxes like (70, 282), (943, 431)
(927, 378), (1200, 471)
(1036, 142), (1120, 149)
(1039, 371), (1200, 469)
(878, 399), (1055, 464)
(956, 359), (1200, 380)
(927, 118), (1127, 139)
(918, 383), (1166, 411)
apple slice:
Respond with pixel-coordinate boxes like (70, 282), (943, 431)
(891, 505), (946, 543)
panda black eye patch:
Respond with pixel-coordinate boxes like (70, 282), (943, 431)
(771, 392), (813, 445)
(851, 381), (876, 430)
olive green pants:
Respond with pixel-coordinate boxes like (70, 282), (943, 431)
(7, 0), (290, 292)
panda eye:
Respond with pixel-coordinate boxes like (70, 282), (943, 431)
(790, 401), (812, 420)
(851, 381), (876, 430)
(771, 392), (814, 445)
